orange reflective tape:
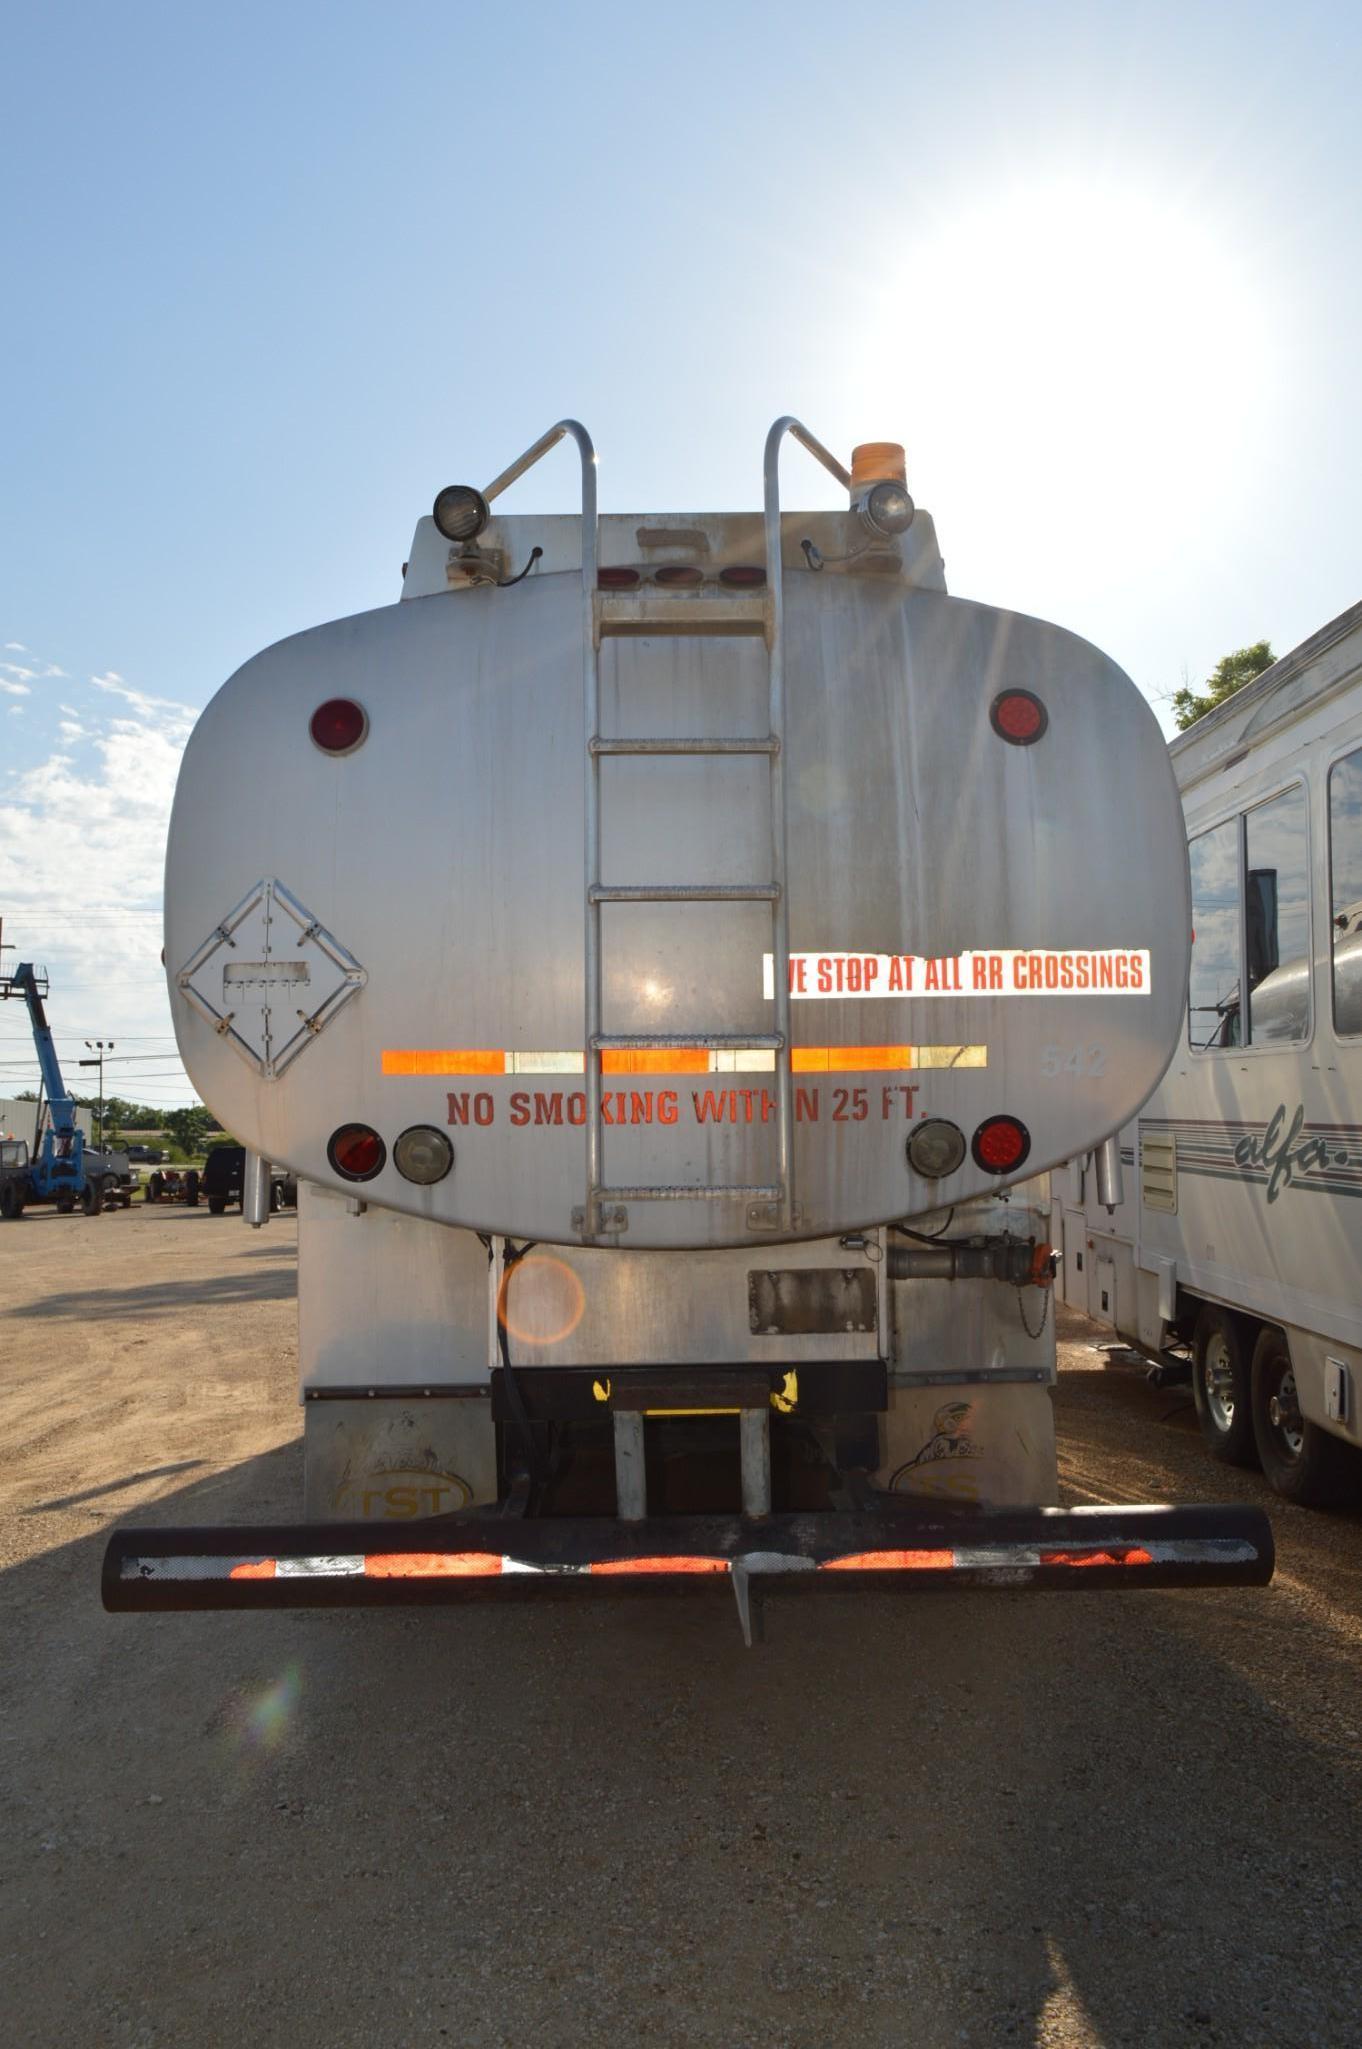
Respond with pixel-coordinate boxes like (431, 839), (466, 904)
(364, 1551), (503, 1578)
(381, 1049), (506, 1077)
(1039, 1547), (1155, 1569)
(589, 1556), (729, 1576)
(792, 1047), (916, 1072)
(834, 1045), (916, 1070)
(821, 1549), (955, 1571)
(601, 1048), (711, 1074)
(229, 1558), (277, 1579)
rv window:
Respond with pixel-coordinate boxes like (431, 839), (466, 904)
(1244, 784), (1310, 1045)
(1329, 746), (1362, 1037)
(1187, 818), (1241, 1051)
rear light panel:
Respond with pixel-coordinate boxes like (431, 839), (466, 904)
(327, 1123), (386, 1182)
(971, 1115), (1031, 1175)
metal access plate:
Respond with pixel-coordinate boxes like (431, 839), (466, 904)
(177, 878), (365, 1079)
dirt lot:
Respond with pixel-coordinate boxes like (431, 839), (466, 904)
(2, 1207), (1361, 2049)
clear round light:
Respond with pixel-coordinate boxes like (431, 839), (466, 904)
(861, 481), (916, 537)
(906, 1118), (967, 1178)
(393, 1125), (454, 1186)
(432, 483), (490, 544)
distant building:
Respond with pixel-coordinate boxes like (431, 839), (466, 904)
(0, 1097), (95, 1148)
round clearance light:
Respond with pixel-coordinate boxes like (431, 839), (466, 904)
(597, 565), (642, 589)
(393, 1125), (454, 1186)
(971, 1115), (1032, 1175)
(327, 1123), (386, 1182)
(432, 483), (491, 544)
(719, 564), (767, 588)
(906, 1117), (967, 1179)
(652, 563), (705, 587)
(858, 481), (916, 538)
(310, 697), (368, 755)
(990, 689), (1048, 746)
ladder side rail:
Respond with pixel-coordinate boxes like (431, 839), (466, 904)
(762, 419), (848, 1229)
(473, 421), (602, 1234)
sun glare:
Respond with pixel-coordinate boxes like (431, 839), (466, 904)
(863, 179), (1275, 570)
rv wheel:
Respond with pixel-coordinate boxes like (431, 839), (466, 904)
(1251, 1326), (1357, 1507)
(1191, 1307), (1256, 1466)
(56, 1192), (75, 1214)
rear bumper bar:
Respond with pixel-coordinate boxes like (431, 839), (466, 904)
(104, 1501), (1273, 1612)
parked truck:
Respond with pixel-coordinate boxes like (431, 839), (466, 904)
(105, 417), (1272, 1629)
(1054, 602), (1362, 1506)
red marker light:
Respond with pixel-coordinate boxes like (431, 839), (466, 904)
(971, 1115), (1031, 1174)
(327, 1123), (386, 1181)
(653, 564), (704, 587)
(718, 565), (766, 588)
(990, 690), (1047, 745)
(597, 566), (641, 589)
(310, 698), (368, 755)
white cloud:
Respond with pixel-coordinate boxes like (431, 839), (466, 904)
(4, 641), (28, 652)
(0, 674), (33, 696)
(0, 645), (197, 1097)
(8, 704), (23, 716)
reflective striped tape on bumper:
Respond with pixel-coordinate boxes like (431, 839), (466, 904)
(118, 1537), (1262, 1588)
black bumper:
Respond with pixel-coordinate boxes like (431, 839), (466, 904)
(103, 1500), (1273, 1612)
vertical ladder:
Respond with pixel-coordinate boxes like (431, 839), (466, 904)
(476, 416), (854, 1242)
(583, 417), (853, 1239)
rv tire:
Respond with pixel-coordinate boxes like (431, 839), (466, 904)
(1251, 1326), (1358, 1508)
(1191, 1307), (1256, 1467)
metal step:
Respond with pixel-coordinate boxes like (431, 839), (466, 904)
(594, 1183), (783, 1203)
(596, 591), (767, 638)
(589, 735), (778, 757)
(590, 882), (778, 904)
(592, 1032), (782, 1053)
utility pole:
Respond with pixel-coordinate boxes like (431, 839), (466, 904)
(79, 1040), (114, 1149)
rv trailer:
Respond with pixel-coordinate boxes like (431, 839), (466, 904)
(104, 418), (1271, 1629)
(1056, 601), (1362, 1506)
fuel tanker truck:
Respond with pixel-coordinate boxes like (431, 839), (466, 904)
(104, 417), (1273, 1635)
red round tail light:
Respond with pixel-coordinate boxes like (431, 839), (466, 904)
(719, 565), (766, 588)
(597, 565), (642, 589)
(653, 564), (704, 587)
(990, 690), (1047, 745)
(327, 1123), (386, 1181)
(971, 1115), (1031, 1174)
(310, 698), (369, 755)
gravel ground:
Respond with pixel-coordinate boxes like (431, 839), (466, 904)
(2, 1205), (1360, 2048)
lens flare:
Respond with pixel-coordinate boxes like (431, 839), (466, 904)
(243, 1663), (301, 1751)
(499, 1254), (587, 1347)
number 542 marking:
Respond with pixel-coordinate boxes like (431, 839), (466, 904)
(1041, 1045), (1106, 1078)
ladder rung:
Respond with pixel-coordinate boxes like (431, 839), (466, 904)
(590, 882), (778, 904)
(592, 1032), (783, 1052)
(590, 735), (778, 757)
(594, 1184), (784, 1203)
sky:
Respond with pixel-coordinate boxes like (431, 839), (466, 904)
(3, 0), (1360, 1108)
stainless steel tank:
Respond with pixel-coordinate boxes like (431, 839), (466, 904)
(165, 424), (1188, 1248)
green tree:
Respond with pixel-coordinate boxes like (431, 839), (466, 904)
(162, 1105), (215, 1157)
(1172, 641), (1275, 731)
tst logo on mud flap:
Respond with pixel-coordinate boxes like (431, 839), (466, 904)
(333, 1466), (473, 1520)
